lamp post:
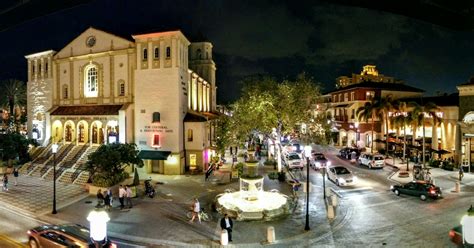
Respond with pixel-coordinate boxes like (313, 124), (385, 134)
(51, 143), (58, 214)
(87, 209), (110, 247)
(461, 205), (474, 245)
(304, 145), (311, 231)
(354, 122), (359, 146)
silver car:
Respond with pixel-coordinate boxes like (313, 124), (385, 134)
(358, 153), (385, 169)
(327, 166), (357, 186)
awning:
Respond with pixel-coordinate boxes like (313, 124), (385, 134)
(138, 150), (171, 160)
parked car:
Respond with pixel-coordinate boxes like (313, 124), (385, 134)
(326, 166), (357, 186)
(448, 225), (463, 246)
(310, 153), (331, 169)
(339, 147), (361, 160)
(27, 224), (116, 248)
(286, 152), (304, 170)
(390, 181), (442, 201)
(358, 153), (385, 169)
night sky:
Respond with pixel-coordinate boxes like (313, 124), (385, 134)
(1, 0), (473, 104)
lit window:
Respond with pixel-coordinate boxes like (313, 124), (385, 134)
(350, 92), (355, 101)
(84, 65), (98, 98)
(152, 134), (160, 147)
(187, 129), (193, 142)
(366, 91), (375, 100)
(166, 47), (171, 58)
(344, 93), (348, 101)
(152, 112), (160, 123)
(154, 47), (159, 59)
(143, 48), (148, 61)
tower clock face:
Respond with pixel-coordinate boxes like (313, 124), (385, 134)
(86, 36), (96, 47)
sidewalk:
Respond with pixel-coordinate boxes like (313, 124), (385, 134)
(0, 151), (351, 247)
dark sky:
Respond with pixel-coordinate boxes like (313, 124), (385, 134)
(1, 0), (473, 104)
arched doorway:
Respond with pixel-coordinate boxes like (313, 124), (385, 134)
(51, 120), (63, 143)
(91, 121), (104, 145)
(64, 121), (75, 142)
(77, 121), (89, 144)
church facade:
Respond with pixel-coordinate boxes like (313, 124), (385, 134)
(25, 27), (218, 175)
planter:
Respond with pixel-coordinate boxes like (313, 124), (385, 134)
(87, 184), (119, 196)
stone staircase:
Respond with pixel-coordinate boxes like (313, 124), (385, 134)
(46, 145), (88, 181)
(39, 143), (74, 178)
(69, 146), (98, 185)
(73, 171), (90, 186)
(29, 146), (45, 161)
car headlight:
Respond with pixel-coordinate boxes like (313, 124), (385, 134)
(327, 161), (331, 166)
(316, 162), (321, 167)
(352, 176), (358, 182)
(339, 178), (346, 183)
(390, 185), (394, 190)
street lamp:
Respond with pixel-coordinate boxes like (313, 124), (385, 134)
(461, 205), (474, 245)
(51, 143), (58, 214)
(87, 209), (110, 247)
(304, 145), (312, 231)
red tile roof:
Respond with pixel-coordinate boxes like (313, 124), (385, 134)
(50, 105), (123, 115)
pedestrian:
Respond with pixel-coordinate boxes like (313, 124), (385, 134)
(106, 188), (113, 208)
(205, 163), (215, 181)
(220, 214), (233, 242)
(118, 185), (126, 210)
(96, 189), (104, 207)
(104, 191), (111, 212)
(189, 198), (201, 223)
(290, 179), (301, 199)
(2, 174), (8, 191)
(13, 168), (19, 186)
(459, 166), (464, 182)
(125, 185), (133, 208)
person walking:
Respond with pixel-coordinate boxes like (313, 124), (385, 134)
(96, 189), (104, 207)
(13, 168), (19, 186)
(189, 198), (201, 223)
(104, 191), (111, 212)
(118, 185), (126, 210)
(205, 163), (215, 181)
(220, 214), (233, 242)
(459, 166), (465, 182)
(2, 174), (8, 191)
(125, 185), (133, 208)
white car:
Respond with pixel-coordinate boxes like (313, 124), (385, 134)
(286, 152), (304, 170)
(358, 153), (385, 169)
(327, 166), (357, 186)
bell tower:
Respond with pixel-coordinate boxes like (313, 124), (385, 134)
(189, 42), (216, 111)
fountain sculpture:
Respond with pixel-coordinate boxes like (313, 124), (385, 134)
(215, 156), (290, 221)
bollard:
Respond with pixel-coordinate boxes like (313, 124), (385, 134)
(267, 226), (275, 244)
(455, 181), (461, 193)
(327, 205), (335, 219)
(325, 188), (332, 197)
(331, 195), (338, 207)
(221, 229), (228, 245)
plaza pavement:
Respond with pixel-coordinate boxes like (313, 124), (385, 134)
(1, 146), (473, 247)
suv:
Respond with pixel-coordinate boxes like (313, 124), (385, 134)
(311, 153), (331, 169)
(339, 147), (361, 160)
(390, 181), (442, 201)
(358, 153), (385, 169)
(286, 152), (304, 170)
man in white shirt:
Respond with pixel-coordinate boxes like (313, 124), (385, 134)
(220, 214), (233, 242)
(118, 185), (126, 210)
(125, 185), (133, 208)
(190, 198), (201, 223)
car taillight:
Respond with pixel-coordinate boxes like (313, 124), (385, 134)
(27, 230), (31, 235)
(429, 189), (436, 195)
(449, 230), (455, 238)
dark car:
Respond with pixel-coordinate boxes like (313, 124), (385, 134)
(339, 147), (361, 160)
(310, 153), (331, 169)
(390, 181), (442, 201)
(27, 224), (116, 248)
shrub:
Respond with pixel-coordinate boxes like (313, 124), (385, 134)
(263, 159), (277, 166)
(92, 172), (129, 187)
(235, 162), (245, 177)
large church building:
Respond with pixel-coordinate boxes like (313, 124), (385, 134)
(25, 27), (218, 175)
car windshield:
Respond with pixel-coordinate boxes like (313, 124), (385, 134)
(315, 155), (325, 160)
(289, 154), (300, 160)
(334, 167), (350, 174)
(374, 156), (384, 160)
(54, 225), (90, 242)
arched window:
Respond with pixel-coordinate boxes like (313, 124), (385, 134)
(143, 48), (148, 61)
(84, 65), (98, 98)
(152, 112), (160, 123)
(196, 49), (202, 59)
(154, 47), (159, 60)
(119, 82), (125, 96)
(63, 85), (68, 99)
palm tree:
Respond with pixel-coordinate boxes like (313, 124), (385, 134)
(392, 100), (410, 170)
(356, 100), (377, 153)
(375, 95), (395, 157)
(0, 79), (26, 132)
(423, 102), (442, 159)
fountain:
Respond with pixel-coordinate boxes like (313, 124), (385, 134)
(215, 156), (290, 221)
